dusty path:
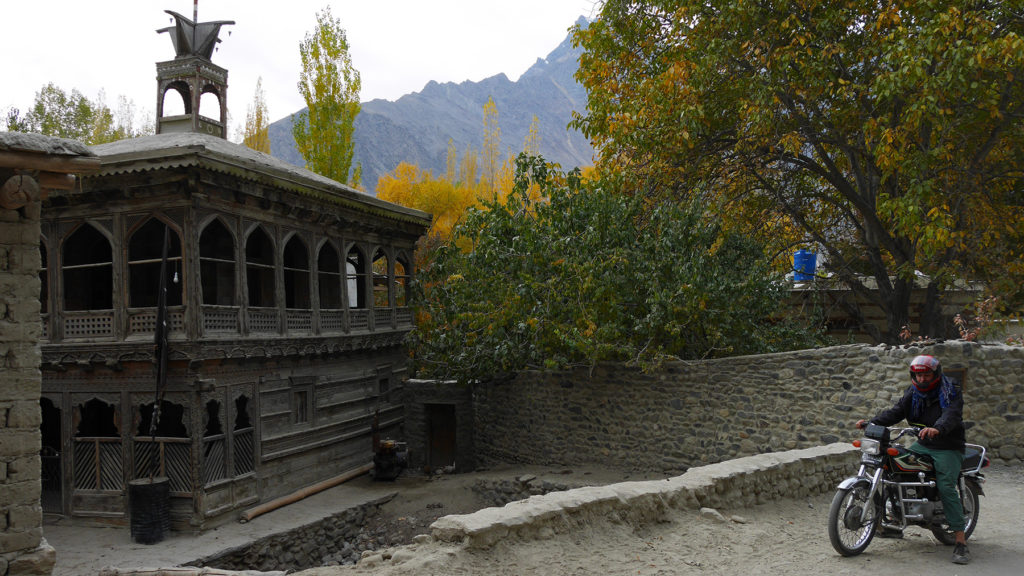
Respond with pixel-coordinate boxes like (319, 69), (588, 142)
(297, 464), (1024, 576)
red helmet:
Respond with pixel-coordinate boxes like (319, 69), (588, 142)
(909, 355), (941, 392)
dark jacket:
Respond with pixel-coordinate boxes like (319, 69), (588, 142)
(871, 375), (965, 451)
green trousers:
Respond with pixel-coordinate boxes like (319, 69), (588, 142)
(909, 442), (966, 533)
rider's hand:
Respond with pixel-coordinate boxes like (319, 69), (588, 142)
(855, 419), (867, 429)
(919, 427), (940, 439)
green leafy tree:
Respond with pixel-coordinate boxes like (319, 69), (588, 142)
(243, 77), (271, 153)
(573, 0), (1024, 343)
(4, 83), (148, 144)
(411, 155), (822, 383)
(293, 6), (362, 185)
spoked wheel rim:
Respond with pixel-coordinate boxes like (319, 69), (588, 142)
(829, 486), (878, 556)
(931, 481), (981, 544)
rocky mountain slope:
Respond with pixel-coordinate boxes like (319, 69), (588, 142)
(268, 17), (593, 191)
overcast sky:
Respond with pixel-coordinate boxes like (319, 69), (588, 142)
(3, 0), (599, 134)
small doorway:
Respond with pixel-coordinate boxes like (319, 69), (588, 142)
(40, 397), (62, 514)
(425, 404), (456, 473)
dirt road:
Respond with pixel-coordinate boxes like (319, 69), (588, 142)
(297, 464), (1024, 576)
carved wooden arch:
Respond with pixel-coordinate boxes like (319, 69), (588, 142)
(281, 230), (313, 262)
(314, 237), (344, 274)
(197, 82), (224, 121)
(160, 80), (193, 115)
(199, 211), (238, 238)
(71, 394), (121, 437)
(60, 219), (113, 247)
(242, 221), (277, 248)
(125, 213), (184, 244)
(344, 241), (368, 269)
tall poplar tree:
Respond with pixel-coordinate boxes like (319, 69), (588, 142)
(243, 77), (271, 154)
(293, 6), (361, 185)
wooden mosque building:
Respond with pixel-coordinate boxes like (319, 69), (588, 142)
(37, 10), (431, 529)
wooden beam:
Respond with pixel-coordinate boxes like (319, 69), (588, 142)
(0, 151), (101, 173)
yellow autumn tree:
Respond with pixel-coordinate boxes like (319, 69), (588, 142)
(376, 162), (477, 241)
(243, 77), (271, 153)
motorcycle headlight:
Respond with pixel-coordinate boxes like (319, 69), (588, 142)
(860, 438), (880, 456)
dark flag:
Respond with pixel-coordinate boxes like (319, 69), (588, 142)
(150, 224), (171, 478)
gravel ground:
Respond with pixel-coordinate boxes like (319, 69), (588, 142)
(296, 463), (1024, 576)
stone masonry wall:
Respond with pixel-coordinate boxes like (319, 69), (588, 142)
(0, 181), (50, 575)
(472, 342), (1024, 474)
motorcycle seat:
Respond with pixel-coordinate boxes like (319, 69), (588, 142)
(963, 445), (989, 472)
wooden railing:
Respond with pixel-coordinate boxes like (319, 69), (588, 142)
(72, 437), (122, 491)
(133, 436), (192, 495)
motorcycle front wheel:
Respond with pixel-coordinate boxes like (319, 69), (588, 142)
(930, 479), (981, 545)
(828, 485), (878, 556)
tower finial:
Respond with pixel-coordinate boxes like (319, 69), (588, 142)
(157, 8), (234, 61)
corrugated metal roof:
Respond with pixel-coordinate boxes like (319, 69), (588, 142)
(89, 132), (431, 226)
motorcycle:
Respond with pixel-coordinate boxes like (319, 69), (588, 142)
(828, 423), (990, 556)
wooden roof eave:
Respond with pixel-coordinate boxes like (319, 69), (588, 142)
(88, 144), (432, 231)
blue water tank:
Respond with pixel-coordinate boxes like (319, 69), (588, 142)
(793, 249), (817, 281)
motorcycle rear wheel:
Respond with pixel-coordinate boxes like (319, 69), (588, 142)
(828, 485), (878, 556)
(930, 479), (981, 545)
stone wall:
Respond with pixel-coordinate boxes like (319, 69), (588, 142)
(400, 380), (475, 474)
(429, 443), (856, 549)
(471, 342), (1024, 474)
(193, 499), (384, 572)
(0, 176), (49, 574)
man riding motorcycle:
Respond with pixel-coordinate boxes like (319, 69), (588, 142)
(855, 354), (970, 565)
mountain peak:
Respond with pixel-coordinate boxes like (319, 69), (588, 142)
(267, 20), (592, 191)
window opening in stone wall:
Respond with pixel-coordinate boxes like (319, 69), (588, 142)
(62, 223), (113, 311)
(233, 395), (254, 476)
(395, 256), (410, 307)
(372, 249), (390, 308)
(283, 235), (311, 309)
(378, 377), (390, 403)
(128, 218), (183, 308)
(39, 239), (49, 314)
(318, 243), (342, 309)
(200, 219), (236, 306)
(346, 246), (367, 309)
(246, 227), (276, 307)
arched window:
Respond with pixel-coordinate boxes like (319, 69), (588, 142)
(395, 255), (410, 307)
(199, 88), (222, 120)
(200, 220), (236, 306)
(128, 219), (182, 308)
(283, 236), (310, 310)
(161, 82), (189, 116)
(318, 243), (342, 309)
(346, 246), (367, 309)
(62, 224), (113, 311)
(372, 249), (390, 308)
(245, 228), (275, 307)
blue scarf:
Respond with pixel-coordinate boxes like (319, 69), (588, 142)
(911, 376), (957, 421)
